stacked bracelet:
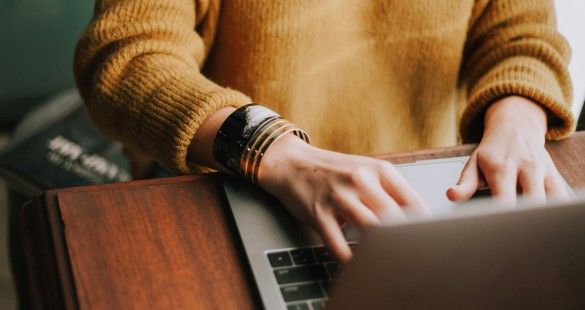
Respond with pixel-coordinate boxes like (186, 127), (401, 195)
(213, 104), (310, 185)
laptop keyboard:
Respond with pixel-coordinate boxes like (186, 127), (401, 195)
(266, 189), (491, 309)
(267, 244), (356, 310)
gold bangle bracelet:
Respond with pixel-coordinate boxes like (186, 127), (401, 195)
(240, 118), (291, 181)
(239, 118), (309, 185)
(248, 124), (296, 184)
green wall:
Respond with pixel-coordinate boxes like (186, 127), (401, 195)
(0, 0), (93, 121)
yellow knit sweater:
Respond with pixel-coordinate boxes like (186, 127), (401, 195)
(74, 0), (575, 175)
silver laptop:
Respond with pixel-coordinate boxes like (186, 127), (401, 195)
(223, 157), (585, 309)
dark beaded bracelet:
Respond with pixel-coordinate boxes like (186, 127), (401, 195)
(213, 104), (280, 175)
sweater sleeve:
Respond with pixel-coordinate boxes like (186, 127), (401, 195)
(458, 0), (575, 143)
(73, 0), (251, 175)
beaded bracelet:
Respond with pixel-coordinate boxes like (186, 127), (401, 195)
(213, 104), (310, 185)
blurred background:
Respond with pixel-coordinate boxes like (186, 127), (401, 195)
(0, 1), (94, 308)
(0, 1), (583, 308)
(556, 0), (585, 119)
(0, 0), (93, 123)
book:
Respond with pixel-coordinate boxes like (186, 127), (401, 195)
(0, 90), (133, 197)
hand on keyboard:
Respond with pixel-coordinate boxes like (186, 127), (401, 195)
(257, 134), (431, 263)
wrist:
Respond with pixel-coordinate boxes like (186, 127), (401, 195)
(257, 133), (315, 193)
(484, 96), (548, 137)
(210, 104), (310, 184)
(187, 106), (236, 173)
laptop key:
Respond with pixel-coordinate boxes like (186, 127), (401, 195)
(321, 280), (334, 295)
(287, 303), (310, 310)
(281, 283), (325, 302)
(313, 246), (335, 262)
(472, 188), (491, 198)
(290, 248), (316, 265)
(268, 251), (293, 267)
(274, 265), (328, 284)
(311, 300), (326, 310)
(325, 262), (341, 278)
(348, 242), (358, 251)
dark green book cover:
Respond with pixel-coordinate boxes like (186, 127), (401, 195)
(0, 90), (132, 197)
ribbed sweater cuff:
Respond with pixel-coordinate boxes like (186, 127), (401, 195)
(460, 56), (575, 143)
(141, 74), (251, 174)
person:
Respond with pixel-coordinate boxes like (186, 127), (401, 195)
(74, 0), (575, 263)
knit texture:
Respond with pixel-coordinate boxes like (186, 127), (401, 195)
(74, 0), (574, 175)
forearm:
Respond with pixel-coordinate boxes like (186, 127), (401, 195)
(483, 96), (548, 139)
(74, 0), (251, 174)
(459, 0), (574, 143)
(187, 106), (236, 173)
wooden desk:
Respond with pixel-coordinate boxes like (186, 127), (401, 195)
(21, 132), (585, 309)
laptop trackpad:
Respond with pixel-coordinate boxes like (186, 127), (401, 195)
(396, 158), (466, 216)
(343, 157), (467, 242)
